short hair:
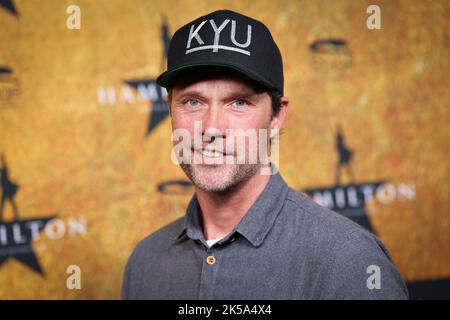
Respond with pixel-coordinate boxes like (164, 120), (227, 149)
(267, 88), (282, 118)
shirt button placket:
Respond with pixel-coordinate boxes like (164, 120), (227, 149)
(198, 247), (220, 299)
(206, 255), (216, 265)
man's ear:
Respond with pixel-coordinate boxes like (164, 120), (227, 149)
(270, 96), (289, 137)
(167, 102), (172, 117)
(165, 88), (172, 117)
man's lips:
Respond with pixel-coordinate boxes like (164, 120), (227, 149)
(192, 148), (233, 158)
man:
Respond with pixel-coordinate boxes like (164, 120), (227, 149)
(122, 9), (408, 299)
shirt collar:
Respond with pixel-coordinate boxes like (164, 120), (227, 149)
(173, 171), (289, 247)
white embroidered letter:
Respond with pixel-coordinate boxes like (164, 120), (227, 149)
(231, 21), (252, 48)
(187, 21), (207, 49)
(209, 19), (230, 52)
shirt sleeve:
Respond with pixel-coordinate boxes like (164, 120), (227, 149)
(319, 229), (409, 300)
(121, 254), (133, 300)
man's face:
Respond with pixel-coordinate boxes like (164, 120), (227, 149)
(169, 70), (286, 193)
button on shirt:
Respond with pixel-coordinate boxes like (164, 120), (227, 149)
(122, 173), (409, 299)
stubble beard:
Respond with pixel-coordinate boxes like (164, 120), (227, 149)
(177, 118), (273, 194)
(180, 162), (261, 194)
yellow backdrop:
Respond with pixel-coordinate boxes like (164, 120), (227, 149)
(0, 0), (448, 299)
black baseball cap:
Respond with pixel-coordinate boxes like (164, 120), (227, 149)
(156, 10), (284, 95)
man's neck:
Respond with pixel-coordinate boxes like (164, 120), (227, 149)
(195, 167), (271, 241)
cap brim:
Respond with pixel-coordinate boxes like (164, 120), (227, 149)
(156, 62), (275, 92)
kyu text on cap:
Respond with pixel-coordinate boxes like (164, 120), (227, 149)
(157, 10), (284, 95)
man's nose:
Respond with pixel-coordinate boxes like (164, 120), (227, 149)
(201, 104), (228, 141)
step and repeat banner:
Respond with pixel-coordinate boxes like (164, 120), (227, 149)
(0, 0), (449, 299)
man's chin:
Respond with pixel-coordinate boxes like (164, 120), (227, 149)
(180, 163), (260, 193)
(180, 163), (234, 192)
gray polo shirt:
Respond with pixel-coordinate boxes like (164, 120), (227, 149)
(122, 173), (408, 299)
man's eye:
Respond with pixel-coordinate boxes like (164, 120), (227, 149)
(233, 99), (248, 108)
(186, 99), (200, 107)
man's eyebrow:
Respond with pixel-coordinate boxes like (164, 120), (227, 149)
(173, 91), (204, 101)
(224, 90), (260, 100)
(173, 89), (262, 102)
